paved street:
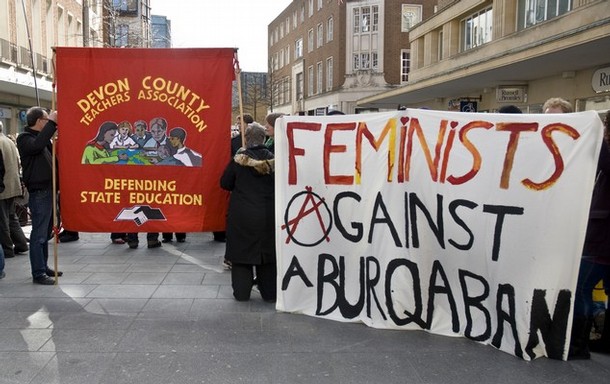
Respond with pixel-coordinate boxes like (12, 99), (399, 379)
(0, 230), (609, 384)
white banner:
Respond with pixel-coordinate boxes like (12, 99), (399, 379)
(275, 109), (604, 360)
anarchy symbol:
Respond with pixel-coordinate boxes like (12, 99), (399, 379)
(282, 186), (332, 247)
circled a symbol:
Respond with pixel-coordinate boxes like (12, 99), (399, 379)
(282, 186), (332, 247)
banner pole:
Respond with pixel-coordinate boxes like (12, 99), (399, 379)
(51, 47), (59, 284)
(234, 51), (247, 149)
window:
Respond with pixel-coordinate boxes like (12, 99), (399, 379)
(438, 30), (444, 60)
(318, 0), (323, 11)
(115, 24), (129, 47)
(518, 0), (571, 29)
(327, 17), (334, 42)
(295, 38), (303, 58)
(401, 50), (411, 83)
(279, 48), (284, 68)
(317, 24), (323, 48)
(296, 72), (304, 100)
(284, 76), (291, 104)
(401, 5), (422, 32)
(308, 29), (314, 52)
(280, 24), (284, 39)
(317, 62), (323, 94)
(461, 6), (493, 51)
(351, 5), (379, 71)
(300, 5), (305, 23)
(286, 17), (290, 34)
(285, 45), (290, 65)
(112, 0), (137, 13)
(308, 65), (314, 96)
(308, 0), (314, 17)
(293, 11), (298, 28)
(326, 57), (333, 91)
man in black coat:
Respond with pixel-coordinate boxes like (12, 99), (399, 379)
(16, 107), (62, 285)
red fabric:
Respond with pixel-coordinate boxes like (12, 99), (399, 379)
(55, 47), (234, 232)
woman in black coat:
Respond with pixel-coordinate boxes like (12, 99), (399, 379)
(220, 123), (276, 302)
(571, 111), (610, 358)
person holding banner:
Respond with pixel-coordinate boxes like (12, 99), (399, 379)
(16, 107), (62, 285)
(263, 112), (285, 153)
(572, 110), (610, 358)
(221, 124), (276, 302)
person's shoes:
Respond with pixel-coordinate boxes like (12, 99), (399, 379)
(59, 232), (79, 243)
(128, 241), (139, 249)
(4, 253), (14, 258)
(213, 232), (226, 242)
(161, 238), (172, 243)
(147, 240), (162, 249)
(0, 271), (5, 279)
(45, 268), (63, 277)
(112, 238), (126, 244)
(33, 275), (55, 285)
(222, 259), (232, 270)
(14, 246), (28, 254)
(177, 238), (186, 243)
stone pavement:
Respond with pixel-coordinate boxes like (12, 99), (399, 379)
(0, 230), (609, 384)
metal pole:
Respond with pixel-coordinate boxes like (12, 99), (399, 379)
(20, 0), (40, 105)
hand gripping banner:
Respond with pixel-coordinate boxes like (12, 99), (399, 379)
(55, 47), (234, 232)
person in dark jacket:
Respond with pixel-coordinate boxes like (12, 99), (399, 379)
(570, 111), (610, 358)
(16, 107), (62, 285)
(221, 124), (276, 302)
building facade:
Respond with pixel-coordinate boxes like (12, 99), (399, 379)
(0, 0), (152, 135)
(151, 14), (170, 48)
(268, 0), (436, 115)
(358, 0), (610, 115)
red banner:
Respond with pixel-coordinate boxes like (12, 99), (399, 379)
(55, 47), (234, 233)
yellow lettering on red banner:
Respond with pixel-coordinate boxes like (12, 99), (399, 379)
(138, 76), (210, 132)
(128, 192), (202, 205)
(80, 191), (121, 203)
(77, 78), (131, 126)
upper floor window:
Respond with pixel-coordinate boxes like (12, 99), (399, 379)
(318, 0), (323, 11)
(351, 5), (379, 72)
(308, 0), (314, 17)
(308, 29), (314, 52)
(115, 24), (129, 47)
(353, 5), (378, 33)
(317, 62), (323, 94)
(293, 11), (298, 28)
(280, 24), (284, 39)
(308, 65), (314, 96)
(301, 5), (305, 23)
(295, 38), (303, 58)
(461, 6), (493, 51)
(401, 4), (422, 32)
(401, 49), (411, 83)
(327, 17), (334, 42)
(317, 24), (323, 48)
(113, 0), (137, 13)
(286, 17), (290, 34)
(518, 0), (571, 30)
(326, 57), (333, 91)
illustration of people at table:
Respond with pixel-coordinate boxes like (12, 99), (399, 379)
(132, 120), (152, 149)
(81, 121), (128, 164)
(167, 127), (202, 167)
(110, 121), (139, 149)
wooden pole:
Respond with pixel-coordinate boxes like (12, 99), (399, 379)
(51, 48), (59, 284)
(234, 50), (247, 149)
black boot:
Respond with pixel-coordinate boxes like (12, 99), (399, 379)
(568, 317), (593, 360)
(590, 309), (610, 353)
